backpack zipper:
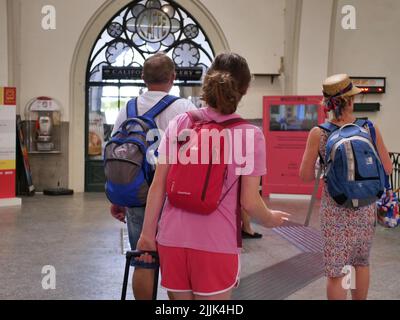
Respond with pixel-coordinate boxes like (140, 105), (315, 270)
(201, 161), (213, 201)
(201, 146), (219, 201)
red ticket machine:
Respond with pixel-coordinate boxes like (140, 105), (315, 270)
(262, 96), (326, 197)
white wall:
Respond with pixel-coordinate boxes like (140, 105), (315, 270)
(200, 0), (285, 74)
(296, 0), (334, 94)
(17, 0), (104, 118)
(199, 0), (286, 119)
(238, 76), (283, 119)
(283, 0), (301, 95)
(331, 0), (400, 152)
(0, 0), (8, 86)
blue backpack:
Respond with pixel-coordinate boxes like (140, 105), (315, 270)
(104, 95), (180, 208)
(319, 119), (386, 209)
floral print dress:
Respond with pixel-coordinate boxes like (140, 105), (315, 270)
(319, 129), (377, 278)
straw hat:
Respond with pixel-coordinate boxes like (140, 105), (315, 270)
(323, 74), (362, 98)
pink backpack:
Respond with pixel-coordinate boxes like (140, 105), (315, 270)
(166, 110), (248, 215)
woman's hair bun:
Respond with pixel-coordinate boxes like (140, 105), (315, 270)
(202, 71), (241, 115)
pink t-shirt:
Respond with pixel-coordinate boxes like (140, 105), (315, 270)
(156, 107), (267, 254)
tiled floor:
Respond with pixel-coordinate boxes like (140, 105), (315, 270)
(0, 193), (399, 300)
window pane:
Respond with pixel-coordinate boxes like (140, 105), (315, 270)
(88, 86), (120, 160)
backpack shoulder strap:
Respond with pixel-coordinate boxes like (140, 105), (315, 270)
(187, 110), (248, 128)
(126, 98), (138, 119)
(354, 117), (377, 145)
(355, 118), (369, 129)
(219, 117), (249, 128)
(365, 120), (377, 145)
(318, 123), (338, 165)
(187, 109), (204, 124)
(318, 122), (339, 135)
(364, 119), (391, 189)
(143, 95), (181, 120)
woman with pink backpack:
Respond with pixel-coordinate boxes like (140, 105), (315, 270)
(137, 53), (290, 300)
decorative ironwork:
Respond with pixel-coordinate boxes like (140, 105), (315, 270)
(183, 24), (199, 39)
(173, 42), (200, 67)
(107, 22), (124, 38)
(87, 0), (215, 84)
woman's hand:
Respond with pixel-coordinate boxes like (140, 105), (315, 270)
(136, 235), (157, 264)
(264, 210), (291, 228)
(241, 176), (291, 229)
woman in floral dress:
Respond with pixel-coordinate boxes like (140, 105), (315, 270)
(300, 74), (393, 300)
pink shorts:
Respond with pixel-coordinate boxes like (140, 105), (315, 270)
(157, 244), (240, 296)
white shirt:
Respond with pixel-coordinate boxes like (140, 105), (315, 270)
(112, 91), (196, 136)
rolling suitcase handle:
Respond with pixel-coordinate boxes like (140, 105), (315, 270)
(121, 250), (160, 301)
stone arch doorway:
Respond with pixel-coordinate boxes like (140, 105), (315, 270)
(70, 0), (229, 192)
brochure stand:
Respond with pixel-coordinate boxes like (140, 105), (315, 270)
(16, 115), (35, 196)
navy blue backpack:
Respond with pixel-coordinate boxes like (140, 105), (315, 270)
(320, 119), (386, 209)
(104, 95), (180, 208)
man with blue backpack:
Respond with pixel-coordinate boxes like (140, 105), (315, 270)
(106, 53), (196, 300)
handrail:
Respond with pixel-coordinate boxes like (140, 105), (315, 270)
(389, 153), (400, 198)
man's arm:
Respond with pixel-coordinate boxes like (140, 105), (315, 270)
(110, 204), (126, 223)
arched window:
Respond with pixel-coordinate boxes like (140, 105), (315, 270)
(88, 0), (215, 82)
(85, 0), (215, 191)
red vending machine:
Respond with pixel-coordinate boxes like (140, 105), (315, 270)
(262, 96), (326, 197)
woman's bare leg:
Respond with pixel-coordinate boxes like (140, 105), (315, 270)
(327, 277), (348, 300)
(170, 291), (194, 300)
(351, 266), (370, 300)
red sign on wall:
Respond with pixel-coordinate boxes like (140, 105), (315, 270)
(0, 87), (17, 200)
(0, 170), (16, 198)
(262, 96), (326, 197)
(4, 87), (17, 105)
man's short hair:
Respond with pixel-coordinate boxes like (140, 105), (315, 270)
(142, 53), (175, 85)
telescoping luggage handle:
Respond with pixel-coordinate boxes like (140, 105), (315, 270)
(121, 250), (160, 301)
